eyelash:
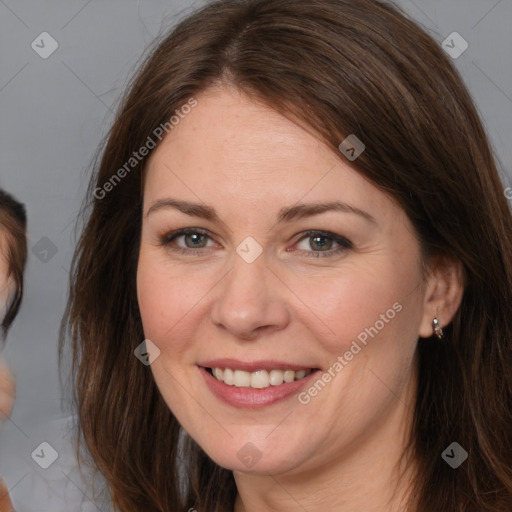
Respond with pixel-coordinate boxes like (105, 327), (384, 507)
(159, 228), (352, 258)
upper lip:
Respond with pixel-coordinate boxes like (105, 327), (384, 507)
(199, 358), (319, 372)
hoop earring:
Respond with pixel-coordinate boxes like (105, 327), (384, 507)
(432, 317), (444, 339)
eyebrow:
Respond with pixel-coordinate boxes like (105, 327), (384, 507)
(146, 198), (377, 225)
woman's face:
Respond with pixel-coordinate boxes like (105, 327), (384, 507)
(137, 86), (431, 475)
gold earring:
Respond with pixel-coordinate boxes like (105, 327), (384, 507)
(432, 317), (444, 339)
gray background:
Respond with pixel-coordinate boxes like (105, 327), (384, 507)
(0, 0), (511, 510)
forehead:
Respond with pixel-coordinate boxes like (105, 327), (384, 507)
(143, 87), (398, 225)
(148, 87), (329, 177)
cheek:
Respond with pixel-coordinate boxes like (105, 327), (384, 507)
(289, 256), (423, 360)
(136, 248), (211, 351)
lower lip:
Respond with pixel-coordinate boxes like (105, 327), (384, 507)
(198, 366), (320, 408)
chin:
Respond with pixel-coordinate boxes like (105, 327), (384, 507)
(197, 438), (306, 476)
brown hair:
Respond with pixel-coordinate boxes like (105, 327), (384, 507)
(0, 189), (27, 340)
(60, 0), (512, 510)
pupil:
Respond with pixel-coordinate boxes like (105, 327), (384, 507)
(312, 235), (331, 251)
(187, 233), (205, 248)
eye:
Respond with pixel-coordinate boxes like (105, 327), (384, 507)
(160, 228), (217, 255)
(159, 228), (352, 258)
(292, 230), (352, 258)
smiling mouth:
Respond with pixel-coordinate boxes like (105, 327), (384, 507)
(205, 367), (318, 389)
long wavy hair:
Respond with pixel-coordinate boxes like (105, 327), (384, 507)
(59, 0), (512, 510)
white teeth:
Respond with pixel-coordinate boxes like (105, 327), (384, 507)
(283, 370), (295, 383)
(268, 369), (284, 386)
(250, 370), (269, 389)
(295, 370), (306, 380)
(210, 367), (312, 389)
(223, 368), (234, 386)
(233, 370), (251, 387)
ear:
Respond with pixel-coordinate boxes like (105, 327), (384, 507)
(418, 255), (465, 338)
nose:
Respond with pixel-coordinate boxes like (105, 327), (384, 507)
(210, 252), (290, 340)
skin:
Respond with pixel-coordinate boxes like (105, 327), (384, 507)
(137, 86), (464, 511)
(0, 478), (13, 512)
(0, 234), (16, 421)
(0, 233), (16, 512)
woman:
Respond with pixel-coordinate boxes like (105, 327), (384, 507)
(0, 189), (27, 511)
(60, 0), (512, 510)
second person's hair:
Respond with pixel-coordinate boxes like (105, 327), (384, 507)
(0, 189), (27, 339)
